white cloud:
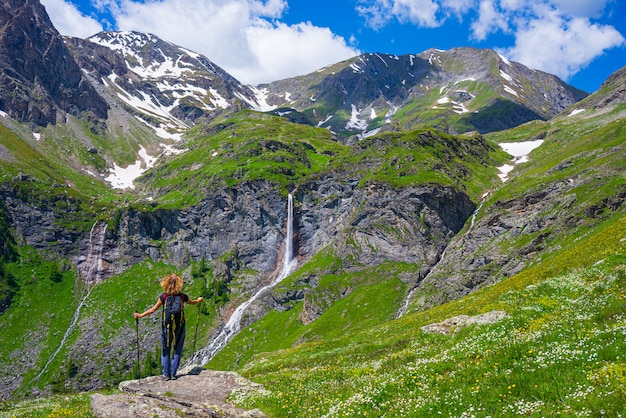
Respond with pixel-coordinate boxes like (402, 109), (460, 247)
(441, 0), (474, 17)
(243, 21), (360, 84)
(551, 0), (611, 18)
(502, 8), (625, 80)
(357, 0), (442, 29)
(41, 0), (103, 38)
(471, 0), (509, 41)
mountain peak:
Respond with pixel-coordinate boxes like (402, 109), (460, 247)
(64, 30), (263, 137)
(261, 46), (588, 139)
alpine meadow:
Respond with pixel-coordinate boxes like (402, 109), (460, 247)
(0, 1), (625, 417)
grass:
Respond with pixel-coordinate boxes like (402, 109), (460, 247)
(135, 110), (506, 208)
(230, 214), (626, 417)
(0, 257), (214, 399)
(0, 392), (94, 418)
(0, 67), (624, 417)
(3, 214), (624, 416)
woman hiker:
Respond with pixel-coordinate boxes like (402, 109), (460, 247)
(134, 273), (203, 380)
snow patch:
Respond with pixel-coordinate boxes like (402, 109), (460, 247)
(33, 133), (41, 141)
(346, 104), (368, 130)
(374, 53), (389, 67)
(104, 145), (158, 189)
(568, 108), (585, 117)
(105, 75), (188, 134)
(239, 86), (276, 112)
(317, 115), (333, 127)
(428, 53), (441, 66)
(497, 140), (544, 181)
(498, 53), (512, 66)
(160, 142), (186, 156)
(350, 62), (364, 74)
(499, 70), (514, 84)
(504, 85), (518, 97)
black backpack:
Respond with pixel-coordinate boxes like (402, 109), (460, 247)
(162, 293), (185, 329)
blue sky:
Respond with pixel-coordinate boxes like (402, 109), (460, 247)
(41, 0), (625, 92)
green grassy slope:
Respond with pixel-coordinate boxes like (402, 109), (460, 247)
(232, 213), (626, 417)
(0, 257), (213, 399)
(3, 214), (624, 415)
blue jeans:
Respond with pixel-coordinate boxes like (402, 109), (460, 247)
(161, 324), (186, 378)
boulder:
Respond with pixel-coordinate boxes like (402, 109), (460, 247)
(421, 310), (509, 335)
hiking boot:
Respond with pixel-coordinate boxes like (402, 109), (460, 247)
(162, 375), (171, 381)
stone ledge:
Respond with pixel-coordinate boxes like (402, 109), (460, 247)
(91, 369), (266, 417)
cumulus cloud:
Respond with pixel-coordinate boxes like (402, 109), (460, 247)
(471, 0), (509, 41)
(243, 21), (360, 84)
(357, 0), (442, 29)
(502, 8), (625, 80)
(41, 0), (103, 38)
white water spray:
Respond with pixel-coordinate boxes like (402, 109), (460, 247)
(35, 220), (107, 380)
(194, 194), (297, 366)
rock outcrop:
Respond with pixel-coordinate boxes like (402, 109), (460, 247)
(421, 310), (509, 335)
(91, 369), (265, 417)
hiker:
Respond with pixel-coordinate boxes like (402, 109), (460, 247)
(134, 273), (203, 380)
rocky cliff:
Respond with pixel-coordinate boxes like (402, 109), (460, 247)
(0, 0), (108, 127)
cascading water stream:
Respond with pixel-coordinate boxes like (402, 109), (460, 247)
(34, 221), (107, 381)
(397, 140), (544, 318)
(395, 191), (492, 318)
(395, 245), (449, 319)
(193, 194), (297, 366)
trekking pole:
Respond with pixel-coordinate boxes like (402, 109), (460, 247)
(192, 300), (201, 362)
(135, 311), (141, 379)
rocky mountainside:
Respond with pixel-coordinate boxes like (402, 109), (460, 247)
(261, 48), (588, 139)
(0, 0), (108, 128)
(65, 31), (266, 141)
(401, 68), (626, 314)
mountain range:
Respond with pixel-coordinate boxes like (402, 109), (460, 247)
(0, 0), (624, 415)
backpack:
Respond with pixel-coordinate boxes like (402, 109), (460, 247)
(162, 293), (185, 329)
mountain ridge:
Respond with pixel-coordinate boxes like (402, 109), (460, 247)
(259, 47), (588, 139)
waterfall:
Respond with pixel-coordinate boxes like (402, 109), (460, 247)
(34, 220), (107, 381)
(193, 193), (297, 366)
(469, 191), (490, 231)
(279, 193), (297, 279)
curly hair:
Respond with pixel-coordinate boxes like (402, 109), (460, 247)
(160, 273), (183, 295)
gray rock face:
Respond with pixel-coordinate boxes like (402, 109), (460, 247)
(91, 369), (265, 417)
(0, 0), (108, 126)
(407, 178), (626, 312)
